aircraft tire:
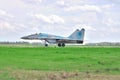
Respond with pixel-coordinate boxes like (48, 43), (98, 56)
(58, 43), (61, 47)
(62, 43), (65, 47)
(45, 44), (48, 47)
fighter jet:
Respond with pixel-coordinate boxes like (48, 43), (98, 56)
(21, 28), (85, 47)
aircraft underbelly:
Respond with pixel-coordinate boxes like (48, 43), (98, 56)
(46, 39), (83, 44)
(46, 40), (57, 43)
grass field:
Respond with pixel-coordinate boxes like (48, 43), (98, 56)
(0, 45), (120, 80)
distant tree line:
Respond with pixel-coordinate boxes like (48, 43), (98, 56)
(85, 42), (120, 46)
(0, 41), (29, 44)
(0, 41), (120, 46)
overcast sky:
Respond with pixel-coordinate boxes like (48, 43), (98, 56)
(0, 0), (120, 43)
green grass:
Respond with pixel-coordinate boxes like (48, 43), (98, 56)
(0, 46), (120, 74)
(0, 46), (120, 80)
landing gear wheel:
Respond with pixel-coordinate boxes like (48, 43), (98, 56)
(45, 44), (48, 47)
(58, 43), (61, 47)
(62, 43), (65, 47)
(58, 43), (65, 47)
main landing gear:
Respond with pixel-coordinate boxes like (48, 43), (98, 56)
(58, 43), (65, 47)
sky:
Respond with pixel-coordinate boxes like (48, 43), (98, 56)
(0, 0), (120, 43)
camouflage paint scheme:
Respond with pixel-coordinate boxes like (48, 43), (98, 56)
(21, 28), (85, 46)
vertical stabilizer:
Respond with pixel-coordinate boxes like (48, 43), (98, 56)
(68, 28), (85, 41)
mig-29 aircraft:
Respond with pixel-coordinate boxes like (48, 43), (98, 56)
(21, 28), (85, 47)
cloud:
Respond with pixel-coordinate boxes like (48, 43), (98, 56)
(56, 0), (65, 6)
(107, 0), (120, 4)
(101, 4), (114, 10)
(71, 12), (98, 24)
(64, 5), (102, 12)
(75, 24), (96, 31)
(30, 14), (65, 24)
(22, 0), (42, 5)
(64, 4), (114, 12)
(0, 9), (6, 15)
(0, 20), (29, 34)
(0, 21), (15, 32)
(102, 18), (118, 27)
(105, 18), (115, 26)
(0, 9), (13, 17)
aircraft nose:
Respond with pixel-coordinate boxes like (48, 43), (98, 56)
(21, 36), (29, 39)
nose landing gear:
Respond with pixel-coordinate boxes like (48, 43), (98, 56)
(45, 44), (48, 47)
(44, 40), (48, 47)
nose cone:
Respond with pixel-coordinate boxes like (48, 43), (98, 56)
(21, 36), (29, 39)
